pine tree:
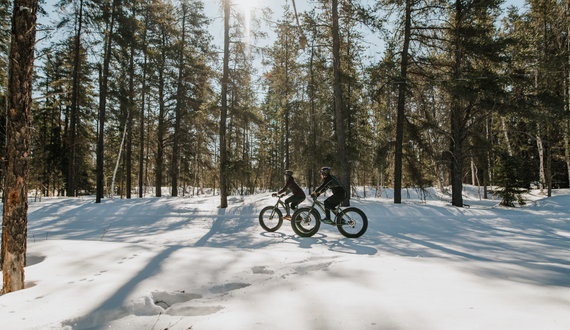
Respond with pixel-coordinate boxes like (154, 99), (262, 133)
(492, 151), (530, 207)
(2, 0), (39, 294)
(440, 0), (506, 207)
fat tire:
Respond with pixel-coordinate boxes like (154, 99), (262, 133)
(259, 206), (283, 232)
(291, 207), (320, 237)
(336, 207), (368, 238)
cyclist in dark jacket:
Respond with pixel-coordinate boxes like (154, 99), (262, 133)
(273, 170), (306, 219)
(311, 167), (347, 223)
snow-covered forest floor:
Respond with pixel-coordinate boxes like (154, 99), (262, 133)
(1, 186), (570, 330)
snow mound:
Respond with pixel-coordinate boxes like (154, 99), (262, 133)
(61, 290), (210, 329)
(528, 194), (570, 211)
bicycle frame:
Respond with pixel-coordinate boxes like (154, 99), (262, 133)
(305, 197), (345, 225)
(268, 195), (287, 218)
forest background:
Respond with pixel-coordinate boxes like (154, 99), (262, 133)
(0, 0), (568, 208)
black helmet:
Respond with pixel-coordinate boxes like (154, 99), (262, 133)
(320, 167), (331, 176)
(284, 170), (293, 177)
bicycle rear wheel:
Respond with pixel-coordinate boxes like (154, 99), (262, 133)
(336, 207), (368, 238)
(291, 207), (320, 237)
(259, 206), (283, 232)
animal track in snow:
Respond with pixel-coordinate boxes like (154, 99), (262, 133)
(294, 261), (333, 274)
(152, 291), (202, 309)
(209, 282), (251, 294)
(150, 291), (223, 317)
(252, 266), (274, 275)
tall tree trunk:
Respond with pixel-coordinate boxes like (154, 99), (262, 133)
(156, 53), (165, 198)
(172, 4), (187, 197)
(566, 1), (570, 188)
(139, 12), (149, 198)
(2, 0), (38, 294)
(394, 0), (411, 204)
(67, 0), (84, 197)
(484, 118), (491, 199)
(537, 124), (546, 194)
(96, 0), (117, 203)
(332, 0), (350, 206)
(309, 41), (316, 193)
(219, 0), (230, 208)
(126, 5), (135, 199)
(450, 0), (464, 207)
(284, 32), (290, 170)
(547, 138), (552, 197)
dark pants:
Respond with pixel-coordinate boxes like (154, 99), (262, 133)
(324, 193), (345, 219)
(285, 195), (305, 215)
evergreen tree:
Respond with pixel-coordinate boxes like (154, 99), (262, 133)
(440, 0), (506, 207)
(492, 151), (530, 206)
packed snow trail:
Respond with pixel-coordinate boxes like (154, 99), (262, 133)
(1, 189), (570, 329)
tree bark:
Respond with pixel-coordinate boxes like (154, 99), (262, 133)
(156, 33), (167, 198)
(219, 0), (230, 208)
(502, 117), (512, 157)
(126, 5), (135, 199)
(96, 0), (117, 203)
(284, 31), (290, 170)
(139, 12), (149, 198)
(111, 114), (128, 198)
(332, 0), (350, 206)
(450, 0), (464, 207)
(394, 0), (411, 204)
(537, 124), (546, 194)
(309, 38), (316, 193)
(172, 4), (187, 197)
(566, 3), (570, 188)
(2, 0), (38, 294)
(67, 0), (84, 198)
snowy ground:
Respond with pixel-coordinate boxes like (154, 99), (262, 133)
(1, 186), (570, 330)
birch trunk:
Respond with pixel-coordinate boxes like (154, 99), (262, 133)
(110, 113), (129, 198)
(502, 117), (513, 157)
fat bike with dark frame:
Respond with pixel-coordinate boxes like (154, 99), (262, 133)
(258, 194), (289, 232)
(291, 195), (368, 238)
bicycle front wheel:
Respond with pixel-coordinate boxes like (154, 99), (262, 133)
(259, 206), (283, 232)
(336, 207), (368, 238)
(291, 207), (320, 237)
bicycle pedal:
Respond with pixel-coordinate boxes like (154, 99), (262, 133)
(283, 216), (291, 220)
